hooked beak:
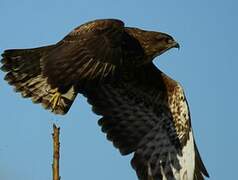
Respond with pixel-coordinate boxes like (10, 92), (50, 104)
(174, 42), (180, 49)
(170, 40), (180, 49)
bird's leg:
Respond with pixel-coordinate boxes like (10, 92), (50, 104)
(49, 92), (61, 111)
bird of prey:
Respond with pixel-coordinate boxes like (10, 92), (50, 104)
(1, 19), (209, 180)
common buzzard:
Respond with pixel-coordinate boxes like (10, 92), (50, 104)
(1, 19), (209, 180)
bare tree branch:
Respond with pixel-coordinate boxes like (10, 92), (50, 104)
(52, 124), (61, 180)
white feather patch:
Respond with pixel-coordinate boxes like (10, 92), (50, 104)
(173, 131), (195, 180)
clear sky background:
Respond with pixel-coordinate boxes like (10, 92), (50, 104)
(0, 0), (237, 180)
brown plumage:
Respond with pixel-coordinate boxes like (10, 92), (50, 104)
(1, 19), (209, 180)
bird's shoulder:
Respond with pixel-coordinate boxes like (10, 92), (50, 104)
(62, 19), (125, 42)
(127, 63), (191, 145)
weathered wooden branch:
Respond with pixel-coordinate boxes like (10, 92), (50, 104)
(52, 124), (61, 180)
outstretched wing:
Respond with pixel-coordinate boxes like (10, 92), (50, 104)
(1, 19), (144, 114)
(83, 63), (209, 180)
(1, 47), (77, 114)
(41, 19), (142, 89)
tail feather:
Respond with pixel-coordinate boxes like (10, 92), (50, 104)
(1, 46), (77, 115)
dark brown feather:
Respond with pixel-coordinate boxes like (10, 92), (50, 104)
(40, 19), (145, 89)
(82, 63), (209, 180)
(1, 46), (77, 114)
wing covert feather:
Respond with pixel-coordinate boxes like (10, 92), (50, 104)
(41, 19), (126, 88)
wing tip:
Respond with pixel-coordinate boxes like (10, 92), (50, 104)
(194, 142), (209, 178)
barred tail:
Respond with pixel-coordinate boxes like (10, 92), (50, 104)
(1, 46), (77, 115)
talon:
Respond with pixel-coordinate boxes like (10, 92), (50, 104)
(49, 92), (61, 111)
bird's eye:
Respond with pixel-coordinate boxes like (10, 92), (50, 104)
(167, 38), (174, 44)
(166, 38), (174, 44)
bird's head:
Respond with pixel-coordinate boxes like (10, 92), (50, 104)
(126, 28), (179, 64)
(147, 31), (180, 58)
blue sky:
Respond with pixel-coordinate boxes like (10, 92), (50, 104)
(0, 0), (237, 179)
